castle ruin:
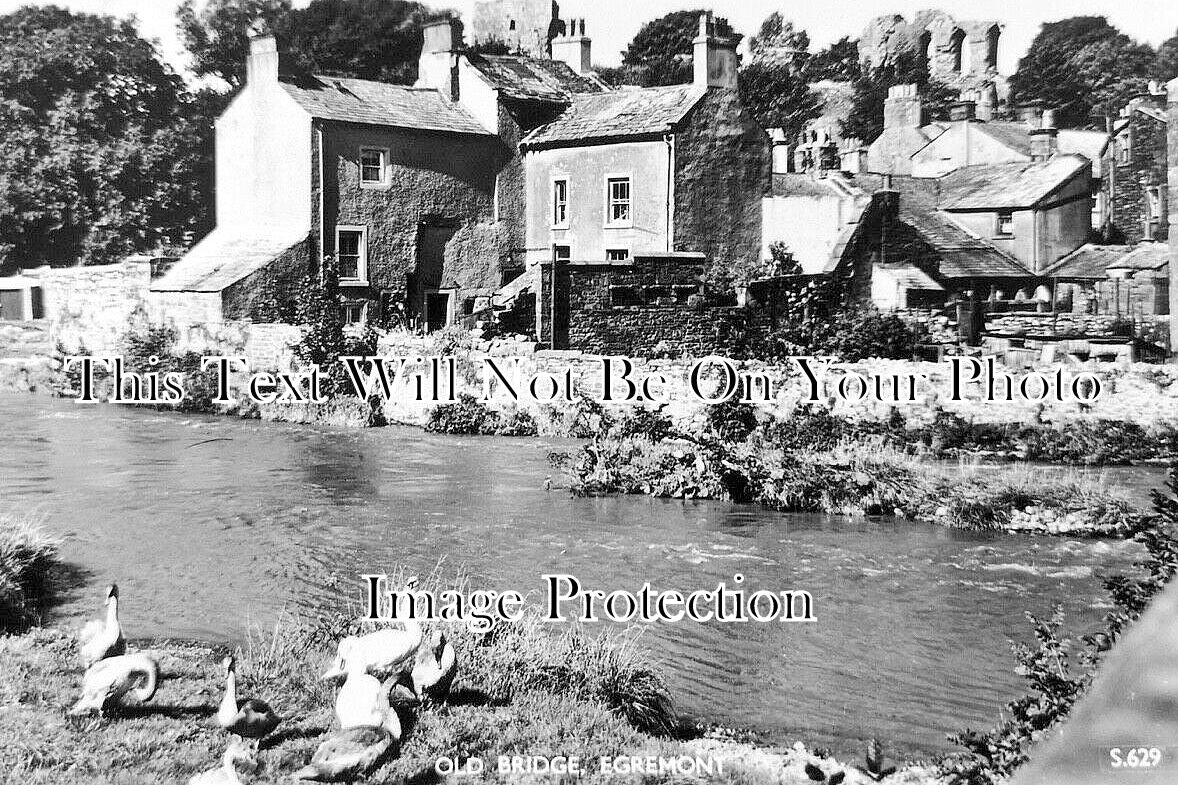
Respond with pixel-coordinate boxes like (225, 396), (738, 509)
(471, 0), (562, 58)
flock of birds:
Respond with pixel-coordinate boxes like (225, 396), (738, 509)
(67, 580), (458, 783)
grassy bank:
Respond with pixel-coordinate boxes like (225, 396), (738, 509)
(0, 513), (60, 631)
(563, 435), (1154, 536)
(0, 602), (938, 784)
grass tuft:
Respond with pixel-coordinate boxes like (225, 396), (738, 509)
(0, 513), (61, 632)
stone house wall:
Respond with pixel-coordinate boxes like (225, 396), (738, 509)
(673, 89), (771, 267)
(1104, 107), (1168, 244)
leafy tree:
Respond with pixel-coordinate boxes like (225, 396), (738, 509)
(618, 9), (707, 87)
(177, 0), (291, 87)
(1010, 16), (1155, 127)
(0, 6), (208, 270)
(841, 47), (955, 143)
(1154, 28), (1178, 82)
(807, 36), (861, 82)
(283, 0), (429, 83)
(748, 11), (809, 62)
(739, 57), (821, 141)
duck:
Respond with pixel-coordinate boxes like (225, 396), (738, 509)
(68, 652), (159, 715)
(292, 725), (395, 782)
(186, 740), (253, 785)
(321, 578), (423, 683)
(79, 583), (126, 667)
(216, 655), (281, 753)
(409, 629), (456, 703)
(334, 663), (401, 739)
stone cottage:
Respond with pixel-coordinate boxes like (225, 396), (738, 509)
(1103, 82), (1169, 244)
(151, 32), (507, 330)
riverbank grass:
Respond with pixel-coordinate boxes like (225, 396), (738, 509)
(0, 513), (60, 631)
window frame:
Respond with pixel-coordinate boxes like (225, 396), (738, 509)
(995, 210), (1015, 238)
(604, 174), (633, 228)
(605, 248), (631, 262)
(551, 177), (570, 229)
(553, 245), (571, 262)
(335, 225), (369, 285)
(340, 301), (367, 325)
(358, 146), (389, 188)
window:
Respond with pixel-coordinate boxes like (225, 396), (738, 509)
(606, 177), (631, 225)
(1119, 137), (1130, 165)
(1147, 187), (1162, 221)
(996, 210), (1014, 237)
(359, 147), (387, 186)
(340, 301), (366, 324)
(554, 245), (571, 261)
(606, 249), (630, 261)
(552, 179), (569, 227)
(336, 226), (367, 283)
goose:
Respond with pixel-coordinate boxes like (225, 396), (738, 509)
(186, 740), (253, 785)
(68, 652), (159, 715)
(321, 578), (423, 683)
(216, 655), (281, 753)
(409, 629), (456, 703)
(292, 725), (395, 782)
(334, 664), (401, 739)
(79, 583), (126, 667)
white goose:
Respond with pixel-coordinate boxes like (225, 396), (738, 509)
(410, 629), (456, 703)
(321, 578), (423, 683)
(334, 661), (401, 739)
(187, 740), (253, 785)
(79, 583), (126, 667)
(69, 652), (159, 715)
(293, 725), (396, 782)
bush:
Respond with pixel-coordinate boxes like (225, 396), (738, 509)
(611, 407), (674, 442)
(425, 394), (498, 435)
(0, 514), (60, 632)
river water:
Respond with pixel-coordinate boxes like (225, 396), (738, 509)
(0, 394), (1162, 757)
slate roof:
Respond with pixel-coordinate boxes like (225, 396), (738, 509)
(150, 225), (308, 292)
(521, 85), (705, 148)
(1108, 242), (1170, 273)
(465, 53), (605, 102)
(1044, 244), (1133, 279)
(917, 121), (1109, 177)
(877, 264), (944, 290)
(850, 173), (1033, 279)
(938, 156), (1089, 210)
(279, 75), (492, 135)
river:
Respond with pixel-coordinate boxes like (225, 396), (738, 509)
(0, 393), (1162, 758)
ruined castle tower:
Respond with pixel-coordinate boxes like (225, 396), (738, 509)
(471, 0), (561, 58)
(859, 10), (1007, 103)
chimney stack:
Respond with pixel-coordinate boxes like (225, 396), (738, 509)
(949, 100), (977, 122)
(1029, 109), (1058, 161)
(883, 84), (923, 129)
(693, 12), (740, 90)
(551, 18), (592, 75)
(416, 16), (463, 100)
(246, 29), (279, 85)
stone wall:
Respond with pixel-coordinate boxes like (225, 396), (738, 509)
(1104, 106), (1168, 244)
(30, 261), (152, 354)
(470, 0), (558, 57)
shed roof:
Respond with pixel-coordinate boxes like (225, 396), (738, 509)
(150, 226), (307, 293)
(279, 75), (492, 136)
(1044, 244), (1133, 279)
(521, 84), (704, 148)
(465, 53), (605, 102)
(877, 264), (944, 290)
(938, 155), (1089, 210)
(1107, 242), (1170, 272)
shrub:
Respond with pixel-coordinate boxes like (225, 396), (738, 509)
(0, 514), (60, 632)
(611, 407), (675, 442)
(702, 397), (759, 443)
(425, 394), (498, 435)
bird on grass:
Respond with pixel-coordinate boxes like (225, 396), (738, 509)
(187, 739), (254, 785)
(293, 725), (396, 782)
(409, 629), (456, 703)
(79, 583), (126, 667)
(321, 578), (423, 683)
(216, 655), (281, 754)
(69, 652), (159, 716)
(334, 661), (402, 739)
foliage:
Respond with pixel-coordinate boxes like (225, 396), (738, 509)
(940, 468), (1178, 784)
(748, 12), (809, 62)
(1010, 16), (1155, 128)
(739, 57), (822, 141)
(0, 514), (60, 632)
(425, 395), (541, 437)
(177, 0), (292, 87)
(841, 47), (956, 143)
(617, 9), (707, 87)
(1155, 28), (1178, 82)
(611, 406), (675, 442)
(807, 36), (861, 82)
(702, 398), (759, 443)
(0, 6), (209, 270)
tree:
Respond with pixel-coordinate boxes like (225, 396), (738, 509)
(177, 0), (291, 87)
(739, 58), (821, 141)
(618, 9), (707, 87)
(841, 48), (954, 143)
(748, 11), (809, 63)
(1010, 16), (1155, 127)
(283, 0), (429, 83)
(807, 36), (861, 82)
(0, 6), (208, 270)
(1154, 28), (1178, 83)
